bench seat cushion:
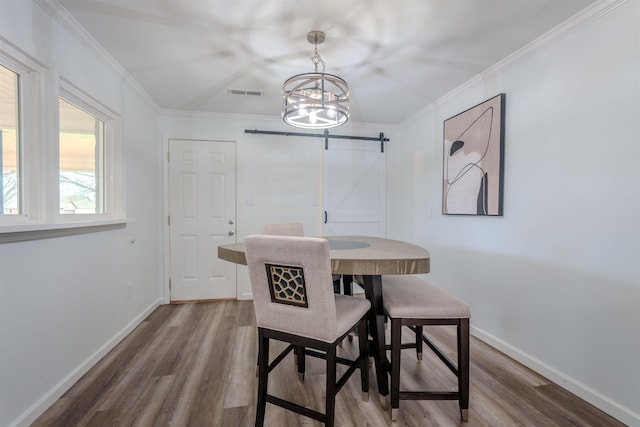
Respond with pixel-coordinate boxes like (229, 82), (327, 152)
(383, 275), (470, 319)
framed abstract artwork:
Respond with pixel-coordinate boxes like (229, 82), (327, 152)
(442, 93), (505, 216)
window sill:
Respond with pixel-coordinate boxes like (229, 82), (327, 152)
(0, 219), (128, 243)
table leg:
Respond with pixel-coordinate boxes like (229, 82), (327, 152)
(362, 274), (389, 396)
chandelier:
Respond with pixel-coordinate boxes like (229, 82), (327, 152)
(282, 31), (349, 129)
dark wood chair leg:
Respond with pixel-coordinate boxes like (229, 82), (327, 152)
(390, 318), (402, 421)
(343, 275), (353, 296)
(255, 331), (269, 427)
(358, 317), (369, 400)
(342, 274), (355, 342)
(296, 345), (306, 380)
(373, 313), (389, 396)
(415, 325), (423, 360)
(325, 347), (337, 427)
(333, 278), (341, 293)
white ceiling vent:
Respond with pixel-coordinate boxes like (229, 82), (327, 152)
(228, 88), (262, 97)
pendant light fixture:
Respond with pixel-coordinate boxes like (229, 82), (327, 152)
(282, 31), (349, 129)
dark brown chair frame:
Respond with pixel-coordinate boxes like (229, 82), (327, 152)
(256, 313), (369, 427)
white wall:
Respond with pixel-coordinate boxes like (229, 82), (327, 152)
(159, 112), (390, 299)
(387, 1), (639, 424)
(0, 2), (164, 426)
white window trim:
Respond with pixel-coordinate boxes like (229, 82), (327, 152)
(0, 46), (43, 227)
(56, 78), (124, 223)
(0, 46), (126, 242)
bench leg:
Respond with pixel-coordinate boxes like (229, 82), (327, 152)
(459, 318), (470, 421)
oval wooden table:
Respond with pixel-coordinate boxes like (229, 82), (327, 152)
(218, 235), (431, 397)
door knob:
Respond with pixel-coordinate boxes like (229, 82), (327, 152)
(228, 219), (234, 225)
(228, 230), (235, 236)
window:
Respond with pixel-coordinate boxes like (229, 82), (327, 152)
(1, 64), (20, 215)
(0, 44), (124, 239)
(59, 98), (105, 214)
(56, 79), (123, 223)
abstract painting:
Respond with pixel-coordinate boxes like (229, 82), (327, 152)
(442, 94), (505, 216)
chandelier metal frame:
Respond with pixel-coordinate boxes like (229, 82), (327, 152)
(282, 31), (350, 129)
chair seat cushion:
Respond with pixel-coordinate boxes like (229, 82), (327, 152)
(383, 275), (470, 319)
(334, 295), (371, 338)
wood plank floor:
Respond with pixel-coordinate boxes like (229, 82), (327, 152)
(33, 301), (626, 427)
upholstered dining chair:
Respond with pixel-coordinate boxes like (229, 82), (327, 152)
(244, 234), (371, 427)
(262, 222), (351, 372)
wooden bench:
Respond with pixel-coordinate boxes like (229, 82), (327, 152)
(382, 275), (471, 422)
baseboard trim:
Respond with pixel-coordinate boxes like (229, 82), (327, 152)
(471, 325), (640, 427)
(238, 292), (254, 301)
(9, 298), (163, 427)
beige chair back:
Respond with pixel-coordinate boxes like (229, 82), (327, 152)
(244, 234), (338, 342)
(262, 223), (304, 236)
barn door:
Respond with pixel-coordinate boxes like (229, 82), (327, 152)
(322, 140), (385, 237)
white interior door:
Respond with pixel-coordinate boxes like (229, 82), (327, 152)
(323, 140), (385, 237)
(169, 139), (236, 302)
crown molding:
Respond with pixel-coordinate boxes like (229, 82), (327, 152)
(486, 0), (629, 74)
(401, 0), (629, 126)
(35, 0), (160, 112)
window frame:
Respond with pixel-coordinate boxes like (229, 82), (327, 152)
(0, 63), (22, 216)
(56, 79), (123, 223)
(0, 47), (125, 241)
(0, 48), (42, 227)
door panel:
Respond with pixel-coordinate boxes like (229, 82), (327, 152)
(323, 140), (385, 237)
(169, 139), (236, 301)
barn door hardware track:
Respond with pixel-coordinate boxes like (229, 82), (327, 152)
(244, 129), (389, 152)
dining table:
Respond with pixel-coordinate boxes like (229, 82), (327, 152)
(217, 235), (431, 397)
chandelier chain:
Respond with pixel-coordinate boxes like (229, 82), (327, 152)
(311, 46), (326, 73)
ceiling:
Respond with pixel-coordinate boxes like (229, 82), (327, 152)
(58, 0), (598, 125)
